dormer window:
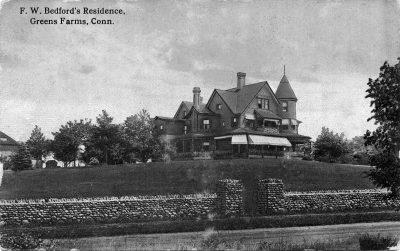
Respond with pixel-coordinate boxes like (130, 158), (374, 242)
(216, 104), (222, 110)
(183, 111), (187, 117)
(282, 102), (288, 112)
(258, 98), (269, 109)
(203, 119), (210, 129)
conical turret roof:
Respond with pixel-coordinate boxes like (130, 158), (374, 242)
(276, 74), (297, 100)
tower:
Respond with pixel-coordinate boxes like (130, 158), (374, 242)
(276, 66), (298, 132)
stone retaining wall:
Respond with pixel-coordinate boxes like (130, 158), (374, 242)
(284, 191), (400, 213)
(0, 194), (217, 226)
(2, 178), (399, 226)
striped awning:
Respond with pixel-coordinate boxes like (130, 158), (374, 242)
(248, 135), (292, 147)
(232, 135), (248, 144)
(214, 134), (248, 144)
(214, 135), (232, 140)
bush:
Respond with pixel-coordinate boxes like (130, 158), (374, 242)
(359, 233), (398, 250)
(2, 158), (12, 170)
(89, 157), (100, 166)
(0, 232), (55, 250)
(45, 160), (58, 168)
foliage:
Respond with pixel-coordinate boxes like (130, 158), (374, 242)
(89, 157), (100, 166)
(123, 109), (163, 162)
(45, 160), (59, 168)
(7, 211), (400, 241)
(10, 144), (32, 171)
(50, 119), (93, 167)
(26, 125), (50, 168)
(313, 127), (350, 163)
(359, 233), (398, 250)
(364, 60), (400, 196)
(88, 110), (125, 164)
(0, 232), (55, 250)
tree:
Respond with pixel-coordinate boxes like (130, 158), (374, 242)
(123, 109), (163, 162)
(10, 144), (32, 171)
(90, 110), (125, 164)
(51, 119), (93, 167)
(313, 127), (350, 163)
(26, 125), (50, 168)
(365, 59), (400, 196)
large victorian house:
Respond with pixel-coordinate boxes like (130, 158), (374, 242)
(154, 71), (310, 157)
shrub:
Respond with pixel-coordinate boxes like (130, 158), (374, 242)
(0, 233), (55, 250)
(359, 233), (398, 250)
(45, 160), (58, 168)
(89, 157), (100, 166)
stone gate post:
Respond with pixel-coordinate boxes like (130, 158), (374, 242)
(216, 179), (243, 217)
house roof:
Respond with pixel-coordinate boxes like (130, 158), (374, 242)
(182, 101), (208, 113)
(215, 81), (270, 114)
(154, 116), (185, 122)
(254, 109), (282, 120)
(0, 131), (19, 146)
(275, 75), (297, 100)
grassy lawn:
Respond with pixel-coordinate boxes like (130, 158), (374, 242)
(0, 159), (375, 201)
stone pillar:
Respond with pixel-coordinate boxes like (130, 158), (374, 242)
(257, 179), (285, 214)
(216, 179), (243, 217)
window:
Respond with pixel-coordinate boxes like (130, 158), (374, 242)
(160, 125), (164, 130)
(216, 104), (222, 110)
(257, 98), (269, 109)
(231, 117), (238, 127)
(245, 119), (254, 128)
(281, 119), (290, 130)
(291, 125), (296, 130)
(222, 121), (225, 127)
(0, 138), (6, 142)
(263, 120), (277, 128)
(184, 125), (188, 134)
(203, 119), (210, 129)
(282, 102), (288, 112)
(183, 111), (187, 117)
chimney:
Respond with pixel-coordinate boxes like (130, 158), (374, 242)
(237, 72), (246, 89)
(193, 87), (201, 109)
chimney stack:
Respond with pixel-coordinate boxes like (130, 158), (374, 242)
(193, 87), (201, 109)
(237, 72), (246, 89)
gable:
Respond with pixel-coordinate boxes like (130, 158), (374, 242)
(173, 102), (191, 119)
(242, 84), (282, 116)
(0, 131), (19, 146)
(207, 90), (235, 115)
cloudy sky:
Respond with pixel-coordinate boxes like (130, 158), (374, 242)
(0, 0), (400, 141)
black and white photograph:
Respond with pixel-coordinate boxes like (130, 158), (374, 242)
(0, 0), (400, 250)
